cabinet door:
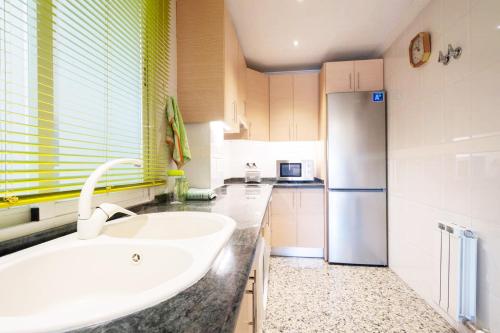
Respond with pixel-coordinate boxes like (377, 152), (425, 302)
(234, 286), (254, 333)
(269, 74), (293, 141)
(324, 61), (354, 93)
(237, 44), (247, 119)
(262, 204), (272, 247)
(293, 72), (319, 141)
(354, 59), (383, 91)
(254, 239), (265, 333)
(270, 189), (296, 247)
(246, 68), (269, 141)
(224, 11), (239, 132)
(296, 189), (324, 248)
(270, 188), (294, 214)
(177, 0), (226, 123)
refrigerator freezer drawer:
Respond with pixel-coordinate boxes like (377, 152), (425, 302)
(328, 190), (387, 265)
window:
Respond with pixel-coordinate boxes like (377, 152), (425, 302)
(0, 0), (170, 209)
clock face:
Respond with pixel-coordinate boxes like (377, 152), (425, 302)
(411, 36), (424, 63)
(409, 32), (431, 67)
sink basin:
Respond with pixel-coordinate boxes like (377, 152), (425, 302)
(102, 211), (230, 240)
(0, 212), (236, 333)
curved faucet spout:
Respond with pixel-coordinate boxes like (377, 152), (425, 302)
(77, 158), (143, 239)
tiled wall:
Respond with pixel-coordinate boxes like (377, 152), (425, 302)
(184, 122), (225, 189)
(223, 140), (321, 178)
(384, 0), (500, 331)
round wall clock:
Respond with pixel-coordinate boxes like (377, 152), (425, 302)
(409, 32), (431, 67)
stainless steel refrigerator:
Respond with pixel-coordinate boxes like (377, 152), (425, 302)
(327, 91), (387, 266)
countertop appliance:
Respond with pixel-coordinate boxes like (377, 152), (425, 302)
(245, 163), (262, 183)
(327, 91), (387, 266)
(276, 160), (314, 182)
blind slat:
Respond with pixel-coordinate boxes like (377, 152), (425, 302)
(1, 0), (171, 206)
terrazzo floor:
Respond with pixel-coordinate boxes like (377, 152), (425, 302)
(264, 257), (455, 333)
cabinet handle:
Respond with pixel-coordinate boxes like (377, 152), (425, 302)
(295, 124), (298, 140)
(252, 277), (257, 333)
(289, 123), (291, 140)
(357, 72), (360, 90)
(300, 192), (302, 208)
(349, 73), (352, 89)
(292, 192), (295, 208)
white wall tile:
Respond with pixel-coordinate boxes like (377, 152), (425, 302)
(384, 0), (500, 331)
(223, 140), (320, 178)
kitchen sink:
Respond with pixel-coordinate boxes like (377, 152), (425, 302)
(0, 212), (236, 333)
(102, 211), (232, 240)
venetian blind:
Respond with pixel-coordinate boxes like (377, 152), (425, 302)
(0, 0), (170, 208)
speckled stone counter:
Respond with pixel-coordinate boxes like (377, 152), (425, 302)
(75, 184), (272, 333)
(0, 184), (273, 333)
(224, 177), (324, 189)
(0, 184), (272, 333)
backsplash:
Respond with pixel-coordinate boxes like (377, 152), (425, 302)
(384, 0), (500, 331)
(223, 140), (322, 178)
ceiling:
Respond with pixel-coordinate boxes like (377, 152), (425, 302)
(226, 0), (430, 72)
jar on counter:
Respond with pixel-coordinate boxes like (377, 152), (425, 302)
(167, 169), (188, 203)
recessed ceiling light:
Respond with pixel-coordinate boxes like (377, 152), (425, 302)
(497, 24), (500, 29)
(297, 0), (304, 2)
(293, 40), (299, 47)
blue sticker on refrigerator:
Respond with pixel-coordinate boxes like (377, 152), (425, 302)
(372, 91), (384, 103)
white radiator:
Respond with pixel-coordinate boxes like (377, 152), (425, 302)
(435, 221), (478, 322)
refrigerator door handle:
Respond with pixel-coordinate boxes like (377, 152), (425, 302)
(329, 188), (386, 193)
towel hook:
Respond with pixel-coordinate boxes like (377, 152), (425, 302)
(448, 44), (462, 59)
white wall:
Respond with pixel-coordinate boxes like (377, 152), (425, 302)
(223, 140), (321, 178)
(183, 122), (225, 189)
(384, 0), (500, 331)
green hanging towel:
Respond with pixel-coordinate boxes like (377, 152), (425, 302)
(166, 96), (191, 168)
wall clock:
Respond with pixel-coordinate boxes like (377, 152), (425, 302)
(409, 32), (431, 67)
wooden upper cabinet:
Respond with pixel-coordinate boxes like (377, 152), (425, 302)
(354, 59), (384, 92)
(325, 61), (354, 93)
(270, 72), (319, 141)
(246, 68), (269, 141)
(269, 74), (293, 141)
(177, 0), (224, 123)
(324, 59), (383, 93)
(224, 10), (239, 131)
(177, 0), (244, 131)
(293, 72), (319, 141)
(237, 45), (247, 120)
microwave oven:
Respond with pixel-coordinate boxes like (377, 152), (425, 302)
(276, 160), (315, 181)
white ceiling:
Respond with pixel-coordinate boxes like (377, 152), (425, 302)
(226, 0), (430, 72)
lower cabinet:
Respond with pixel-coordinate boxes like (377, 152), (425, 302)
(235, 202), (271, 333)
(270, 188), (324, 255)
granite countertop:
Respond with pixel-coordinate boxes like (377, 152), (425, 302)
(225, 177), (325, 189)
(0, 184), (273, 333)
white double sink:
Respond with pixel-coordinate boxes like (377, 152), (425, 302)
(0, 212), (236, 333)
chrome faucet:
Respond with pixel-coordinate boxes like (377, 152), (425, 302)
(77, 158), (143, 239)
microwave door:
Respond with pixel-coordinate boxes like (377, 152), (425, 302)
(281, 163), (301, 179)
(278, 163), (302, 180)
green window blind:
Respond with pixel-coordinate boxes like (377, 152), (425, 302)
(0, 0), (170, 209)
